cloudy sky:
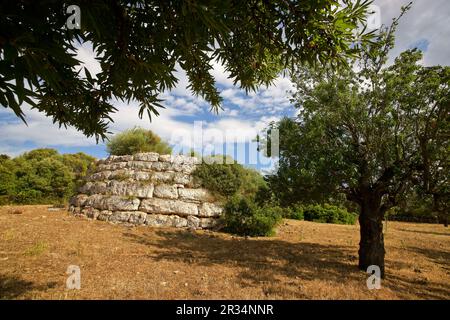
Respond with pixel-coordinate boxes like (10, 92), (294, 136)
(1, 0), (449, 169)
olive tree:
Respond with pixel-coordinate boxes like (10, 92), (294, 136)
(266, 5), (449, 277)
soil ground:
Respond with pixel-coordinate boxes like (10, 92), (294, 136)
(0, 205), (449, 299)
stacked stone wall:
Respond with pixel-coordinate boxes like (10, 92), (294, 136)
(69, 153), (222, 229)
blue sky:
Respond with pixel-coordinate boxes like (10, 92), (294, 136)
(1, 0), (449, 170)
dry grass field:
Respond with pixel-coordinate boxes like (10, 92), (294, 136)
(0, 205), (449, 300)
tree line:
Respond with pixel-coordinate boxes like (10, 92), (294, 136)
(0, 149), (95, 205)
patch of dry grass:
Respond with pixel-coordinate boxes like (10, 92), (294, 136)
(0, 205), (449, 300)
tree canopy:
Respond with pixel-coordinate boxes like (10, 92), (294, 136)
(1, 0), (373, 140)
(265, 5), (449, 276)
(106, 127), (172, 155)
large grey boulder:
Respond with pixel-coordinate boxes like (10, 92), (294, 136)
(199, 202), (223, 217)
(140, 198), (198, 216)
(133, 152), (159, 162)
(153, 184), (178, 199)
(179, 188), (214, 202)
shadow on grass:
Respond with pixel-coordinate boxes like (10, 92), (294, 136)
(123, 229), (450, 299)
(0, 274), (57, 299)
(123, 230), (364, 297)
(397, 228), (450, 237)
(408, 246), (450, 269)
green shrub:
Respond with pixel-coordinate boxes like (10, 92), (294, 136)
(303, 204), (356, 225)
(193, 162), (242, 198)
(388, 206), (439, 223)
(107, 127), (172, 156)
(193, 156), (275, 237)
(223, 196), (282, 237)
(283, 204), (304, 220)
(193, 156), (266, 199)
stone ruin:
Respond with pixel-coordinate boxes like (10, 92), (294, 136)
(69, 153), (223, 229)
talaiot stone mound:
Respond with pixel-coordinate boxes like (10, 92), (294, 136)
(69, 153), (223, 229)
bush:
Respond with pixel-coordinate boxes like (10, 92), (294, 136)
(193, 162), (242, 198)
(193, 156), (266, 199)
(223, 196), (282, 237)
(388, 206), (439, 223)
(283, 204), (304, 220)
(303, 204), (356, 225)
(193, 156), (275, 237)
(107, 127), (172, 156)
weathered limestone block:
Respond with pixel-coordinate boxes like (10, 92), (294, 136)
(84, 181), (107, 194)
(172, 163), (196, 174)
(108, 180), (127, 196)
(105, 196), (140, 211)
(90, 182), (108, 194)
(140, 198), (198, 216)
(151, 161), (172, 171)
(185, 156), (201, 165)
(78, 182), (93, 194)
(97, 210), (112, 221)
(108, 211), (131, 223)
(109, 180), (154, 198)
(108, 155), (133, 162)
(173, 172), (192, 185)
(171, 163), (183, 172)
(178, 188), (214, 202)
(133, 171), (151, 181)
(96, 164), (111, 171)
(109, 169), (134, 180)
(98, 162), (128, 171)
(200, 218), (220, 228)
(127, 183), (154, 198)
(69, 205), (81, 215)
(172, 215), (188, 228)
(146, 214), (170, 227)
(152, 171), (174, 183)
(128, 211), (147, 224)
(181, 164), (196, 174)
(83, 207), (100, 219)
(145, 214), (188, 228)
(109, 162), (128, 170)
(153, 184), (178, 199)
(70, 194), (89, 207)
(173, 155), (187, 164)
(199, 202), (223, 217)
(159, 154), (173, 162)
(84, 194), (106, 208)
(86, 195), (139, 211)
(89, 171), (112, 181)
(133, 152), (159, 162)
(187, 215), (201, 228)
(128, 161), (153, 170)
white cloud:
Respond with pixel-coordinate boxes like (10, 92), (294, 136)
(75, 43), (102, 77)
(374, 0), (450, 66)
(1, 105), (97, 147)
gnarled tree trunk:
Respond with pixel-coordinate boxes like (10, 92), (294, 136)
(358, 196), (385, 278)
